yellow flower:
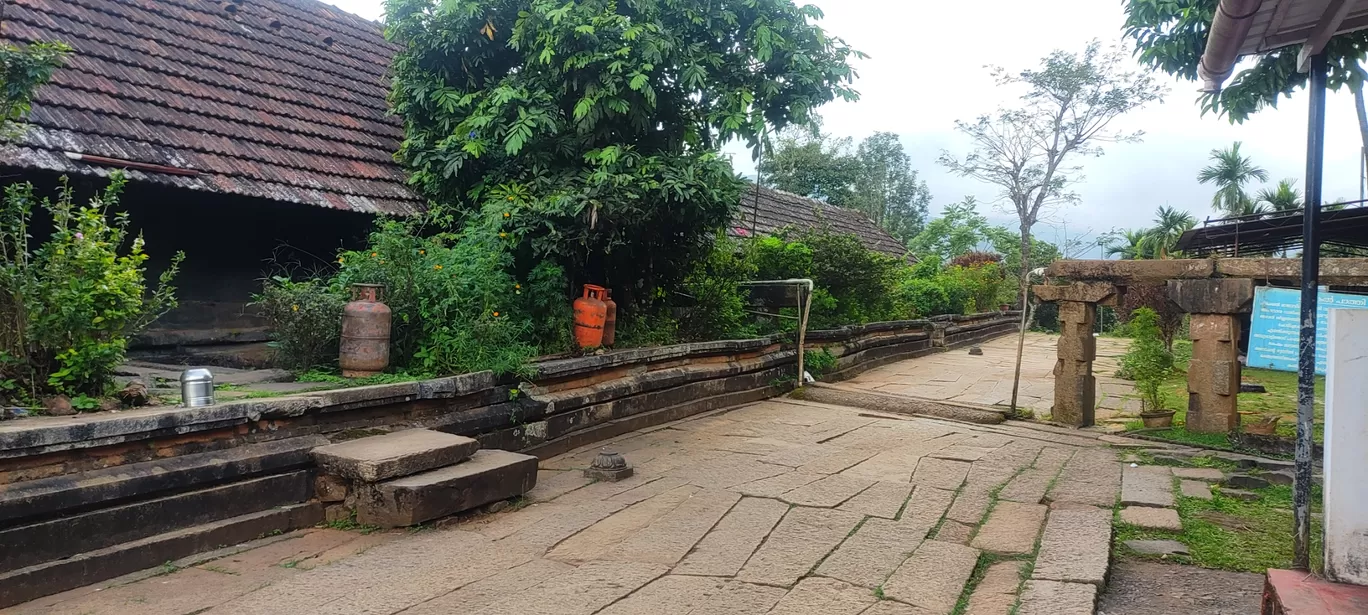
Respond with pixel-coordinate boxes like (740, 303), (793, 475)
(493, 311), (500, 317)
(433, 264), (443, 270)
(515, 284), (521, 289)
(338, 257), (345, 264)
(503, 212), (510, 218)
(499, 232), (507, 238)
(419, 249), (426, 255)
(379, 260), (385, 264)
(506, 196), (514, 201)
(371, 252), (378, 258)
(292, 304), (299, 312)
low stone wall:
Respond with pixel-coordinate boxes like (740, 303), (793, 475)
(0, 312), (1019, 606)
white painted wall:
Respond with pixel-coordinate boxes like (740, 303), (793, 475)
(1325, 308), (1368, 585)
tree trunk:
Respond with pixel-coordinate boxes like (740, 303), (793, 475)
(1017, 223), (1032, 309)
(1007, 222), (1033, 414)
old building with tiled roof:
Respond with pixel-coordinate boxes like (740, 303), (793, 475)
(732, 185), (911, 260)
(0, 0), (908, 348)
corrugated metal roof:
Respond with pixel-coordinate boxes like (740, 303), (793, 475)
(1, 0), (423, 215)
(730, 184), (911, 259)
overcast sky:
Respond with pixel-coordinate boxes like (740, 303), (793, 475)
(329, 0), (1368, 252)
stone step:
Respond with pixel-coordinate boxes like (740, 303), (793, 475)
(0, 470), (313, 574)
(1121, 464), (1175, 508)
(0, 435), (325, 525)
(791, 383), (1007, 424)
(312, 428), (480, 482)
(0, 501), (321, 609)
(356, 449), (538, 527)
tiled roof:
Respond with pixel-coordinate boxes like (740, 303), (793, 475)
(730, 184), (910, 259)
(0, 0), (423, 215)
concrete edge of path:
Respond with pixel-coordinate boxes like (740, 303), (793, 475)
(790, 384), (1007, 424)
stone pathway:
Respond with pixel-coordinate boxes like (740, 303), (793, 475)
(7, 396), (1132, 615)
(845, 332), (1137, 423)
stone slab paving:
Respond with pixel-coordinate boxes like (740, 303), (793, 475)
(971, 501), (1047, 555)
(1172, 467), (1225, 481)
(1016, 580), (1097, 615)
(964, 560), (1026, 615)
(1118, 506), (1183, 531)
(16, 386), (1133, 615)
(1032, 505), (1113, 586)
(1121, 464), (1176, 508)
(1180, 478), (1215, 500)
(882, 540), (981, 614)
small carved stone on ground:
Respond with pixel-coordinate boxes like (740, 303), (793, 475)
(1124, 539), (1190, 557)
(1224, 474), (1270, 490)
(118, 379), (151, 406)
(1216, 487), (1260, 501)
(968, 345), (983, 356)
(41, 395), (75, 415)
(584, 450), (634, 482)
(1239, 382), (1266, 394)
(316, 474), (349, 502)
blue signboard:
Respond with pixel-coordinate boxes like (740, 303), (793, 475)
(1247, 286), (1368, 375)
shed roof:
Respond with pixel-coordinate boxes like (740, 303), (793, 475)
(730, 184), (911, 259)
(0, 0), (422, 215)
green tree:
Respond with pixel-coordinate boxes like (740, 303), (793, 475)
(907, 197), (995, 262)
(1, 40), (70, 137)
(1141, 205), (1197, 259)
(939, 41), (1162, 316)
(849, 132), (931, 243)
(384, 0), (862, 305)
(1102, 228), (1153, 260)
(1197, 142), (1269, 216)
(1123, 0), (1368, 123)
(758, 123), (860, 205)
(1257, 179), (1303, 211)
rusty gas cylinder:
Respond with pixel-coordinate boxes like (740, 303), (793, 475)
(602, 289), (618, 347)
(340, 283), (391, 377)
(573, 284), (608, 349)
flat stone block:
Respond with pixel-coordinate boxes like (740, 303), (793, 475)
(356, 449), (537, 527)
(816, 517), (924, 588)
(1218, 487), (1260, 501)
(1118, 506), (1182, 531)
(313, 429), (480, 482)
(1180, 480), (1213, 500)
(1172, 467), (1224, 481)
(1016, 580), (1096, 615)
(736, 507), (863, 587)
(1226, 474), (1271, 490)
(676, 497), (789, 577)
(882, 540), (980, 613)
(583, 466), (634, 482)
(1124, 539), (1190, 556)
(972, 501), (1047, 555)
(1121, 465), (1175, 508)
(933, 520), (974, 545)
(768, 576), (876, 615)
(1032, 505), (1111, 586)
(964, 560), (1025, 615)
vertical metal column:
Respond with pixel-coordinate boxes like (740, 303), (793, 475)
(1294, 52), (1327, 572)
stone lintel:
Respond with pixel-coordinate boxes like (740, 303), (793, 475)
(1215, 257), (1368, 285)
(1045, 259), (1215, 283)
(1033, 282), (1122, 306)
(1167, 279), (1255, 315)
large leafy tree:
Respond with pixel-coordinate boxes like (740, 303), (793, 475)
(1258, 179), (1303, 211)
(850, 132), (931, 243)
(1123, 0), (1368, 123)
(1197, 142), (1268, 215)
(385, 0), (862, 303)
(939, 41), (1162, 309)
(907, 197), (994, 262)
(759, 123), (860, 205)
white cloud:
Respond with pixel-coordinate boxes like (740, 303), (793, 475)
(326, 0), (1366, 247)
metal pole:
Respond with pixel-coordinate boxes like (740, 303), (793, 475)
(1294, 52), (1327, 572)
(1008, 278), (1030, 414)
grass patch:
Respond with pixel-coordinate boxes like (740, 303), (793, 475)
(1115, 483), (1323, 573)
(318, 511), (382, 535)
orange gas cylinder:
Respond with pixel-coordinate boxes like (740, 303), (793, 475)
(573, 284), (608, 349)
(602, 289), (618, 347)
(340, 283), (391, 377)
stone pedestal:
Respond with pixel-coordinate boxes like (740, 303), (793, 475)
(1325, 309), (1368, 585)
(1034, 282), (1122, 428)
(1185, 314), (1242, 433)
(1167, 279), (1255, 435)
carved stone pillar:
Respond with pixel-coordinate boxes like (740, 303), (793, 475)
(1034, 282), (1123, 427)
(1168, 279), (1255, 434)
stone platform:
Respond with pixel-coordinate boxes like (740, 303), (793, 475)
(8, 392), (1129, 615)
(1262, 569), (1368, 615)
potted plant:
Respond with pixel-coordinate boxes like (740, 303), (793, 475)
(1123, 308), (1176, 428)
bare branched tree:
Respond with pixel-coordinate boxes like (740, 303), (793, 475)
(939, 40), (1164, 412)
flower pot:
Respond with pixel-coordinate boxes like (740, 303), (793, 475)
(1140, 410), (1176, 429)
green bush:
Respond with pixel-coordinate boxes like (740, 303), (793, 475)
(332, 219), (540, 377)
(253, 277), (345, 371)
(675, 235), (758, 342)
(0, 175), (182, 403)
(1119, 307), (1174, 413)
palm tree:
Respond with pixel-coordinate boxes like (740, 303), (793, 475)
(1230, 199), (1270, 218)
(1256, 179), (1302, 211)
(1143, 206), (1197, 259)
(1198, 142), (1269, 216)
(1104, 229), (1151, 260)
